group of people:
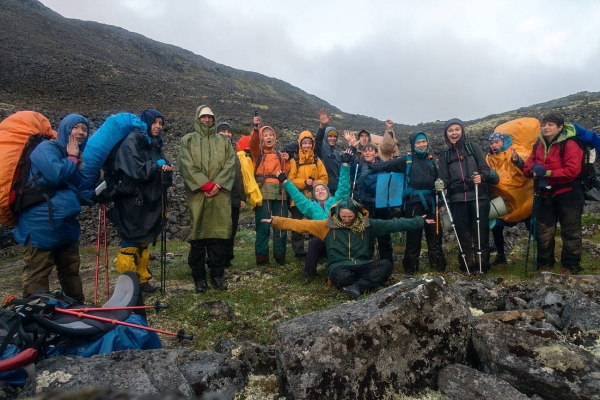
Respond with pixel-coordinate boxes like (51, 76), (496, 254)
(13, 105), (590, 303)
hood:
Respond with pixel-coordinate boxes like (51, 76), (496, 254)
(193, 104), (216, 137)
(298, 130), (316, 164)
(408, 131), (429, 154)
(57, 114), (90, 151)
(298, 130), (315, 150)
(312, 183), (331, 202)
(236, 135), (250, 152)
(443, 118), (466, 148)
(489, 133), (513, 154)
(358, 129), (371, 144)
(258, 126), (277, 149)
(324, 127), (338, 138)
(327, 198), (370, 221)
(139, 109), (164, 132)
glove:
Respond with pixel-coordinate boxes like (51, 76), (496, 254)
(356, 169), (372, 187)
(434, 179), (445, 191)
(340, 151), (353, 164)
(157, 159), (167, 167)
(277, 172), (287, 183)
(532, 163), (546, 178)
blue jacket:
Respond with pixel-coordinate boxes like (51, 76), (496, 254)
(14, 114), (91, 249)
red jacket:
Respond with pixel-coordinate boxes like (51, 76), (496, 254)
(523, 132), (583, 195)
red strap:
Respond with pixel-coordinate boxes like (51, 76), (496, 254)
(0, 348), (38, 372)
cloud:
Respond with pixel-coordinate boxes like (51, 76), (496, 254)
(39, 0), (600, 124)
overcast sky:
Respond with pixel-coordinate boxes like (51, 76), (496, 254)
(39, 0), (600, 125)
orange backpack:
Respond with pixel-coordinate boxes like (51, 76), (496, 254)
(0, 111), (56, 226)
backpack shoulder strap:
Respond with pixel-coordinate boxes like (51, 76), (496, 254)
(405, 154), (412, 188)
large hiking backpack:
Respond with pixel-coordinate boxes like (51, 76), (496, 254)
(0, 111), (56, 226)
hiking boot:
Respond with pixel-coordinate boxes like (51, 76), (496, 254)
(562, 266), (583, 276)
(211, 276), (228, 291)
(342, 284), (362, 301)
(194, 280), (208, 293)
(256, 255), (270, 266)
(140, 282), (159, 294)
(491, 254), (506, 266)
(275, 257), (287, 266)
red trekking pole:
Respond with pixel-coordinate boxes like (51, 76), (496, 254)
(53, 307), (194, 340)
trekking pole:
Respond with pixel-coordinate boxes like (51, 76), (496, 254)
(160, 170), (168, 295)
(66, 303), (169, 313)
(435, 193), (439, 236)
(440, 190), (470, 275)
(524, 193), (537, 277)
(102, 204), (109, 302)
(94, 206), (102, 305)
(351, 164), (359, 199)
(475, 182), (483, 274)
(53, 307), (194, 340)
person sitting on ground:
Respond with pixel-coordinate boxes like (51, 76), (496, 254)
(15, 114), (93, 302)
(315, 108), (342, 195)
(275, 149), (353, 279)
(522, 112), (584, 275)
(107, 109), (174, 295)
(179, 105), (235, 293)
(357, 130), (446, 274)
(287, 130), (328, 258)
(436, 118), (491, 275)
(261, 198), (431, 300)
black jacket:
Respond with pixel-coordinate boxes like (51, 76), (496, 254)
(231, 154), (247, 208)
(106, 130), (173, 243)
(438, 119), (490, 203)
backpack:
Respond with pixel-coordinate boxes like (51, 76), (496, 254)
(403, 153), (436, 211)
(0, 111), (57, 226)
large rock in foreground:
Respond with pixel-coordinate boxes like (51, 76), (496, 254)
(472, 317), (600, 400)
(275, 276), (471, 399)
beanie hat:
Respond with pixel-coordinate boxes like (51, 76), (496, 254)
(236, 135), (250, 152)
(414, 133), (427, 143)
(301, 137), (314, 146)
(139, 109), (164, 132)
(358, 129), (371, 139)
(198, 106), (214, 117)
(327, 128), (338, 137)
(312, 183), (331, 200)
(217, 121), (233, 133)
(488, 132), (505, 143)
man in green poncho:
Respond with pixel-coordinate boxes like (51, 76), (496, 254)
(179, 105), (235, 293)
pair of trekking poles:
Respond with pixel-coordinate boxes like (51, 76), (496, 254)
(438, 181), (484, 275)
(93, 171), (169, 303)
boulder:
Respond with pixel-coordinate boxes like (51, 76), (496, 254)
(19, 349), (246, 400)
(471, 317), (600, 400)
(275, 276), (471, 399)
(451, 278), (506, 313)
(438, 364), (528, 400)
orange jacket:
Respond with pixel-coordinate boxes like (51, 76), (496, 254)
(250, 126), (291, 199)
(289, 130), (328, 199)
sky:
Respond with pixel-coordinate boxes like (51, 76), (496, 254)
(39, 0), (600, 125)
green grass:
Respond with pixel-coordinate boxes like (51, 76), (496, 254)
(1, 220), (599, 351)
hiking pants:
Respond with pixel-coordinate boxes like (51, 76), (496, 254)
(329, 259), (393, 293)
(188, 239), (226, 282)
(305, 237), (326, 278)
(403, 201), (446, 274)
(116, 244), (152, 284)
(450, 199), (490, 273)
(289, 206), (307, 256)
(254, 199), (288, 261)
(22, 240), (84, 302)
(536, 188), (584, 270)
(366, 206), (393, 265)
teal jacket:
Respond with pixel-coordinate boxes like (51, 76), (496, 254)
(283, 163), (351, 220)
